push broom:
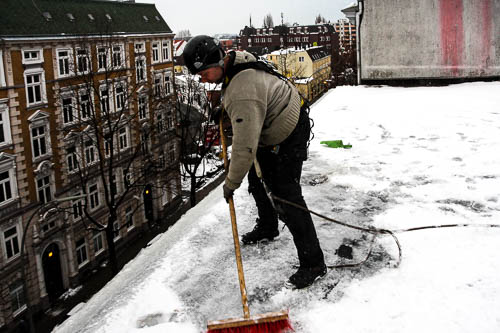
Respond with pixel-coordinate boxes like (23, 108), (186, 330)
(206, 114), (292, 333)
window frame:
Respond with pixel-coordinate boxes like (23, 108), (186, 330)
(10, 281), (26, 317)
(125, 206), (134, 231)
(36, 174), (52, 204)
(0, 154), (17, 207)
(61, 94), (76, 125)
(75, 237), (89, 268)
(2, 220), (22, 262)
(0, 103), (12, 147)
(21, 48), (43, 65)
(24, 69), (47, 106)
(118, 126), (129, 152)
(112, 44), (124, 69)
(93, 231), (104, 255)
(76, 47), (91, 75)
(78, 88), (93, 121)
(56, 48), (72, 78)
(88, 182), (100, 211)
(30, 123), (49, 160)
(138, 94), (148, 120)
(97, 46), (109, 71)
(84, 139), (97, 166)
(151, 42), (160, 63)
(161, 40), (171, 62)
(135, 55), (146, 83)
(114, 82), (125, 112)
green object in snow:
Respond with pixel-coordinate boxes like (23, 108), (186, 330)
(320, 140), (352, 149)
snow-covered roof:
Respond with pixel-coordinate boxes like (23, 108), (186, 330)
(54, 82), (500, 333)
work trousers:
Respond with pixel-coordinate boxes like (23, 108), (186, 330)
(247, 107), (325, 268)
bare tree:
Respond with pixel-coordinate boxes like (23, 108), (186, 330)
(174, 75), (224, 207)
(315, 14), (327, 24)
(55, 34), (178, 275)
(177, 29), (192, 39)
(263, 13), (274, 28)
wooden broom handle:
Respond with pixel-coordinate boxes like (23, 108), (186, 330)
(220, 113), (251, 319)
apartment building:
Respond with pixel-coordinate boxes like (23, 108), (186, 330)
(0, 0), (179, 331)
(237, 24), (339, 59)
(333, 18), (357, 50)
(266, 46), (331, 101)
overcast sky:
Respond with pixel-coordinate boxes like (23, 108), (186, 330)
(135, 0), (356, 36)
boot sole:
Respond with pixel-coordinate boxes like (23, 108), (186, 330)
(241, 235), (279, 245)
(285, 269), (328, 290)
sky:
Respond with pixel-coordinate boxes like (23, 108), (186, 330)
(135, 0), (356, 36)
(54, 81), (500, 333)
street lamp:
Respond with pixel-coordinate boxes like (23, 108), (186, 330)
(20, 194), (86, 333)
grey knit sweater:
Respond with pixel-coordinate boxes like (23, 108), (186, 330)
(223, 51), (301, 190)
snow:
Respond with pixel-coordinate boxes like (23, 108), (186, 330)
(54, 82), (500, 333)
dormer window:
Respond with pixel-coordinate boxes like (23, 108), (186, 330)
(155, 16), (161, 21)
(105, 14), (112, 21)
(67, 13), (75, 22)
(143, 16), (149, 22)
(88, 14), (95, 21)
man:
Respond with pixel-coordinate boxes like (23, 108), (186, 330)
(183, 35), (326, 289)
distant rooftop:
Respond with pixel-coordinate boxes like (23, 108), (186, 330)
(0, 0), (172, 38)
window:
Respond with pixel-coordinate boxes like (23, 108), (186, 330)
(66, 146), (78, 173)
(166, 110), (174, 130)
(22, 49), (43, 65)
(31, 125), (48, 159)
(88, 183), (100, 210)
(110, 171), (118, 197)
(161, 40), (171, 61)
(115, 83), (125, 111)
(25, 71), (46, 106)
(118, 127), (129, 151)
(76, 48), (90, 74)
(168, 144), (176, 163)
(0, 50), (6, 87)
(125, 206), (134, 230)
(164, 72), (171, 95)
(72, 192), (83, 219)
(157, 112), (164, 133)
(93, 231), (103, 254)
(154, 74), (162, 97)
(299, 56), (305, 62)
(104, 133), (112, 158)
(62, 96), (75, 124)
(75, 238), (88, 267)
(135, 42), (145, 54)
(122, 169), (131, 190)
(36, 175), (51, 204)
(140, 131), (150, 155)
(0, 104), (12, 146)
(84, 140), (96, 165)
(56, 49), (72, 77)
(135, 56), (146, 82)
(112, 45), (123, 68)
(138, 95), (148, 120)
(152, 42), (160, 63)
(2, 223), (20, 260)
(100, 85), (111, 113)
(10, 281), (26, 316)
(113, 220), (120, 240)
(79, 90), (92, 120)
(97, 47), (108, 70)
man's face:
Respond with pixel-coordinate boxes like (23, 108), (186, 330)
(198, 66), (223, 83)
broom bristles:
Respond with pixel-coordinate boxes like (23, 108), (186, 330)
(207, 318), (293, 333)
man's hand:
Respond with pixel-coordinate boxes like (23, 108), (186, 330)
(223, 184), (234, 203)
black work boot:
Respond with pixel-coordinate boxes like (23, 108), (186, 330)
(287, 264), (327, 289)
(241, 219), (279, 245)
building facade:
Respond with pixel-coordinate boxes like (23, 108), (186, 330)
(333, 18), (357, 51)
(0, 0), (179, 331)
(237, 24), (339, 59)
(266, 46), (331, 101)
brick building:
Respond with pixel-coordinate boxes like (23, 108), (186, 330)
(237, 24), (339, 59)
(0, 0), (179, 331)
